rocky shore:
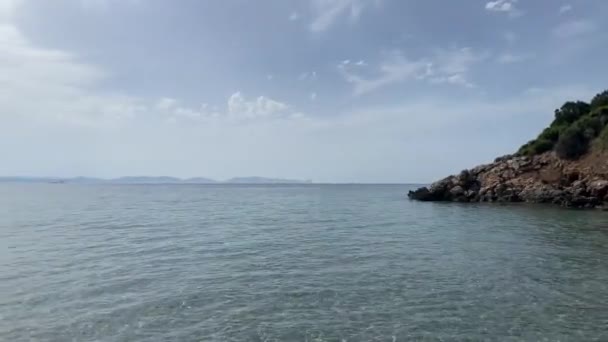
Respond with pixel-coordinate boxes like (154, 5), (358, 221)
(408, 150), (608, 209)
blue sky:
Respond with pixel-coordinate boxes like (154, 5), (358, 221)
(0, 0), (606, 182)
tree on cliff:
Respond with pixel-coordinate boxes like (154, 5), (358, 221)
(591, 90), (608, 110)
(518, 89), (608, 160)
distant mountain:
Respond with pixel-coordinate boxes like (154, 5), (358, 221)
(110, 176), (183, 184)
(224, 177), (312, 184)
(182, 177), (218, 184)
(0, 176), (311, 184)
(0, 176), (68, 183)
(66, 177), (105, 184)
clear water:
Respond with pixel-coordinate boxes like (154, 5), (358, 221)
(1, 184), (608, 341)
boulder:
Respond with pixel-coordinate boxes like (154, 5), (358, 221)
(588, 180), (608, 198)
(407, 187), (433, 201)
(450, 185), (465, 197)
(407, 150), (608, 209)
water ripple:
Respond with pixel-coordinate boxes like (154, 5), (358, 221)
(1, 184), (608, 341)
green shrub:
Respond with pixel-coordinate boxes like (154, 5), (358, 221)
(576, 116), (603, 139)
(555, 125), (589, 159)
(590, 105), (608, 125)
(590, 90), (608, 110)
(600, 126), (608, 150)
(517, 140), (534, 156)
(538, 126), (561, 142)
(516, 90), (608, 158)
(553, 101), (591, 126)
(531, 139), (554, 154)
(518, 138), (555, 156)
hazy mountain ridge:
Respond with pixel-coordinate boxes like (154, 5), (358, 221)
(0, 176), (310, 184)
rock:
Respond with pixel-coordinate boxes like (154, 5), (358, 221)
(456, 171), (466, 184)
(450, 185), (465, 197)
(407, 187), (433, 201)
(407, 150), (608, 209)
(570, 180), (588, 197)
(465, 190), (477, 199)
(588, 180), (608, 198)
(494, 154), (513, 163)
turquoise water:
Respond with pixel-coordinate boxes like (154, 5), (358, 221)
(1, 184), (607, 341)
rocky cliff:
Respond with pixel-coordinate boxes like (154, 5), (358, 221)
(408, 89), (608, 209)
(408, 149), (608, 209)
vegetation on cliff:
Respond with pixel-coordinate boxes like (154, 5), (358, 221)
(518, 90), (608, 159)
(408, 89), (608, 208)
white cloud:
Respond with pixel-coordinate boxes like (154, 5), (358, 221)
(432, 47), (486, 76)
(340, 47), (486, 95)
(553, 19), (597, 38)
(430, 74), (474, 88)
(339, 52), (428, 95)
(0, 0), (20, 21)
(156, 97), (177, 110)
(227, 92), (290, 120)
(310, 92), (317, 101)
(340, 59), (366, 67)
(289, 11), (299, 21)
(0, 19), (144, 127)
(0, 8), (297, 128)
(486, 0), (512, 12)
(298, 71), (318, 81)
(149, 93), (297, 124)
(310, 0), (378, 32)
(485, 0), (522, 17)
(559, 4), (572, 14)
(497, 52), (529, 64)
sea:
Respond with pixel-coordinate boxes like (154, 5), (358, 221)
(1, 183), (607, 341)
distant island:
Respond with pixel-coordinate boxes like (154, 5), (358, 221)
(0, 176), (312, 185)
(409, 89), (608, 209)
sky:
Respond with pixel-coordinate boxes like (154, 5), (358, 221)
(0, 0), (606, 183)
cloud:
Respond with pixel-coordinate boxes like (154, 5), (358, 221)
(559, 4), (572, 14)
(139, 92), (298, 125)
(485, 0), (514, 12)
(309, 0), (378, 32)
(310, 92), (317, 101)
(0, 20), (144, 126)
(340, 59), (366, 67)
(485, 0), (522, 17)
(430, 74), (474, 88)
(289, 11), (299, 21)
(497, 52), (529, 64)
(340, 47), (486, 95)
(156, 97), (177, 110)
(0, 7), (298, 128)
(432, 47), (486, 76)
(0, 0), (20, 21)
(553, 19), (597, 38)
(339, 52), (429, 95)
(298, 71), (318, 81)
(227, 92), (290, 120)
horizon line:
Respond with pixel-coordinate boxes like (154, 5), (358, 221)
(0, 175), (425, 185)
